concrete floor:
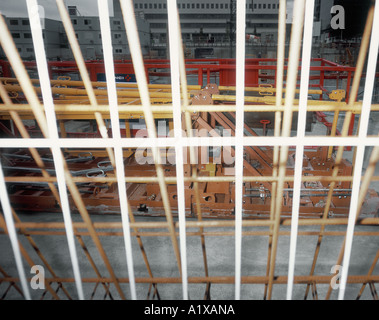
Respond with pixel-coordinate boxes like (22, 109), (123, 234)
(1, 112), (379, 300)
(1, 213), (378, 300)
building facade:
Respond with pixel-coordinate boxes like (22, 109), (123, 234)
(3, 17), (69, 60)
(68, 2), (150, 60)
(2, 0), (151, 61)
(133, 0), (280, 47)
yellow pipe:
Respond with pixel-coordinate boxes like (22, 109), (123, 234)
(2, 84), (191, 99)
(212, 94), (349, 106)
(53, 97), (173, 104)
(218, 85), (323, 95)
(0, 77), (201, 91)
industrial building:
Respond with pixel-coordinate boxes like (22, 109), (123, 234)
(3, 17), (67, 60)
(135, 0), (280, 45)
(66, 1), (151, 59)
(1, 0), (150, 60)
(0, 0), (378, 303)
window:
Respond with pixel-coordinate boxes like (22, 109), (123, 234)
(273, 4), (276, 9)
(254, 4), (257, 9)
(11, 33), (20, 38)
(114, 33), (122, 39)
(84, 19), (91, 25)
(158, 4), (162, 9)
(177, 4), (180, 9)
(134, 3), (138, 9)
(263, 4), (266, 9)
(154, 4), (157, 9)
(99, 33), (102, 39)
(201, 4), (204, 9)
(115, 48), (122, 53)
(220, 4), (223, 9)
(225, 4), (228, 9)
(22, 20), (29, 25)
(149, 4), (152, 9)
(187, 4), (190, 9)
(26, 48), (34, 52)
(215, 3), (218, 9)
(268, 4), (271, 9)
(113, 20), (121, 25)
(206, 4), (209, 9)
(259, 4), (262, 9)
(144, 4), (147, 9)
(17, 47), (22, 52)
(211, 4), (214, 9)
(163, 4), (166, 9)
(9, 19), (18, 25)
(72, 19), (77, 25)
(24, 33), (32, 38)
(139, 4), (143, 9)
(150, 23), (167, 28)
(75, 33), (78, 39)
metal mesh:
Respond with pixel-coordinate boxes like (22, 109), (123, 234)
(0, 0), (378, 300)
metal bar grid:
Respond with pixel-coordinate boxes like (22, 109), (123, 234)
(0, 0), (378, 300)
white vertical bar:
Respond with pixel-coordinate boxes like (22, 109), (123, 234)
(338, 2), (379, 300)
(234, 0), (246, 300)
(120, 1), (184, 279)
(26, 0), (84, 300)
(286, 0), (314, 300)
(0, 163), (31, 300)
(167, 0), (188, 300)
(97, 0), (137, 300)
(119, 0), (156, 141)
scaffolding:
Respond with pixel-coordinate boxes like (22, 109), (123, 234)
(0, 0), (378, 301)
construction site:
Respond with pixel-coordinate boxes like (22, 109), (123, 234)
(0, 0), (378, 301)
